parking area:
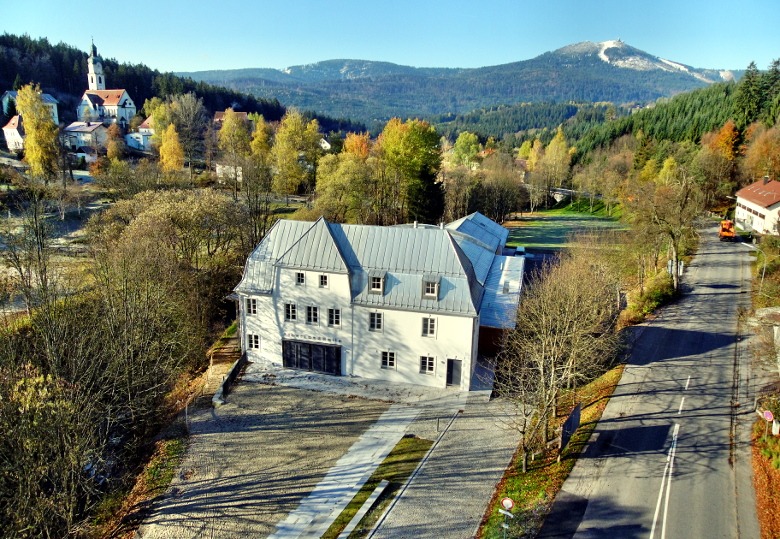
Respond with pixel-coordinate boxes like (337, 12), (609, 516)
(137, 382), (390, 539)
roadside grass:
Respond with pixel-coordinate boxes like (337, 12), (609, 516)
(752, 419), (780, 538)
(321, 436), (434, 539)
(477, 363), (626, 539)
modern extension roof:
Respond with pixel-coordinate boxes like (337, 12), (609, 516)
(736, 178), (780, 209)
(235, 212), (521, 318)
(480, 255), (525, 329)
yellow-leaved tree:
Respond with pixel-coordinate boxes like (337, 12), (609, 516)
(160, 123), (184, 173)
(16, 83), (58, 182)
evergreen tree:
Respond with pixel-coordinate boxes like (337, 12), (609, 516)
(4, 97), (17, 124)
(734, 62), (762, 128)
(12, 74), (23, 91)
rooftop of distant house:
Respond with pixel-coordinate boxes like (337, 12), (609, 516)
(736, 177), (780, 209)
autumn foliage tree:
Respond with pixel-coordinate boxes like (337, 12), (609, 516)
(16, 83), (58, 182)
(160, 123), (184, 173)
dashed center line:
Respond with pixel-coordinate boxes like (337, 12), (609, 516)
(685, 375), (691, 390)
(678, 397), (685, 415)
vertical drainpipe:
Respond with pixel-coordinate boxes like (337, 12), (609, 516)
(350, 304), (355, 375)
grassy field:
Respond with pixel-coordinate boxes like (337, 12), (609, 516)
(506, 200), (627, 250)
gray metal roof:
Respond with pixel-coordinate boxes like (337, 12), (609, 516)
(275, 217), (349, 274)
(480, 255), (525, 329)
(3, 91), (59, 105)
(236, 214), (519, 319)
(446, 212), (509, 252)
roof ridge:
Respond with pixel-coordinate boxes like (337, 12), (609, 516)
(275, 217), (349, 273)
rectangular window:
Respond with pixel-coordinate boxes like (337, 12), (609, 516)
(320, 275), (328, 288)
(296, 272), (305, 285)
(285, 303), (296, 321)
(424, 282), (436, 296)
(369, 312), (383, 331)
(381, 351), (396, 369)
(246, 298), (257, 315)
(247, 334), (260, 349)
(307, 306), (319, 324)
(371, 277), (382, 291)
(328, 308), (340, 327)
(420, 356), (435, 374)
(422, 317), (436, 337)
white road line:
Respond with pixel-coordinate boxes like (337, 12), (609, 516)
(650, 423), (680, 539)
(661, 424), (680, 539)
(685, 375), (690, 390)
(678, 397), (685, 415)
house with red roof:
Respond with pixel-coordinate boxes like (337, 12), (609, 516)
(2, 115), (25, 151)
(735, 176), (780, 235)
(125, 115), (153, 151)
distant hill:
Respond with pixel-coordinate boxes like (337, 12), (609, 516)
(177, 40), (738, 126)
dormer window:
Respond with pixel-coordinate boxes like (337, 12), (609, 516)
(422, 274), (441, 300)
(368, 270), (386, 295)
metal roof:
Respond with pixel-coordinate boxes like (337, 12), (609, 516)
(275, 217), (349, 274)
(236, 213), (519, 319)
(480, 255), (525, 329)
(446, 212), (509, 252)
(2, 90), (59, 105)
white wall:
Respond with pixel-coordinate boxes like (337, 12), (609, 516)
(241, 267), (477, 390)
(736, 197), (780, 235)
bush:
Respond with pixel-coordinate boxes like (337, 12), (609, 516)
(194, 171), (215, 188)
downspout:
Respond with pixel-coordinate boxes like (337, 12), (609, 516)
(350, 303), (355, 375)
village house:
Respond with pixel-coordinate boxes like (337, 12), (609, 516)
(2, 90), (59, 125)
(234, 212), (524, 390)
(62, 121), (108, 150)
(735, 176), (780, 235)
(2, 90), (60, 151)
(125, 115), (153, 151)
(75, 43), (136, 129)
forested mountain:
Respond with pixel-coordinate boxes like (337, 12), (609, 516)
(0, 33), (366, 133)
(178, 40), (733, 125)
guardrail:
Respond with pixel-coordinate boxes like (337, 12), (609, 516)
(212, 351), (247, 408)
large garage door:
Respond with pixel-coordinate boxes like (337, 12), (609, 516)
(282, 340), (341, 376)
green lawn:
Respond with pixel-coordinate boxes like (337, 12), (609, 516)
(507, 200), (626, 250)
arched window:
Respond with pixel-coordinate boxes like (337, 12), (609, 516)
(98, 76), (102, 85)
(90, 76), (94, 83)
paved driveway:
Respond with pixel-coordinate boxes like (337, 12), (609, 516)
(137, 383), (389, 539)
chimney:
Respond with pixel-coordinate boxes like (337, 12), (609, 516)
(764, 175), (770, 185)
(413, 221), (418, 228)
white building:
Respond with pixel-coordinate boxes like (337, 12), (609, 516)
(735, 177), (780, 235)
(2, 91), (59, 125)
(234, 212), (524, 390)
(62, 121), (108, 150)
(125, 115), (153, 151)
(76, 42), (136, 129)
(2, 115), (25, 151)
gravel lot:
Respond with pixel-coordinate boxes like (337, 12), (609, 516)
(137, 382), (390, 539)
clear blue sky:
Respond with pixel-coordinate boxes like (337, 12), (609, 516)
(5, 0), (779, 73)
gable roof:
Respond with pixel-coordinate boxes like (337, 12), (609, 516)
(3, 115), (23, 134)
(446, 212), (509, 252)
(139, 116), (153, 129)
(480, 255), (525, 329)
(64, 121), (105, 133)
(275, 217), (349, 274)
(736, 179), (780, 209)
(83, 90), (130, 107)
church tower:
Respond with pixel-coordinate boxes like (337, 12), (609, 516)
(87, 41), (105, 91)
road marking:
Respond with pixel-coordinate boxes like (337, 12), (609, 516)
(650, 423), (680, 539)
(685, 375), (690, 390)
(678, 397), (685, 415)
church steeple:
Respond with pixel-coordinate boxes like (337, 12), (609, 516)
(87, 39), (105, 91)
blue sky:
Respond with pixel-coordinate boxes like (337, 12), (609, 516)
(6, 0), (779, 73)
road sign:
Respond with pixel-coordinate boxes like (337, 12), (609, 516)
(500, 497), (514, 511)
(765, 410), (775, 422)
(499, 509), (514, 518)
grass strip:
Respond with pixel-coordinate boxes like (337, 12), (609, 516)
(321, 435), (434, 539)
(477, 363), (626, 539)
(752, 419), (780, 539)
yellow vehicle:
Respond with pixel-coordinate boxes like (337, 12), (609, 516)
(719, 220), (736, 241)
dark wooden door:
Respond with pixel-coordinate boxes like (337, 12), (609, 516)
(446, 359), (462, 387)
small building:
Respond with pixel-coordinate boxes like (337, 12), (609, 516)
(2, 115), (25, 151)
(735, 177), (780, 235)
(74, 146), (97, 164)
(125, 116), (154, 151)
(2, 91), (59, 125)
(62, 121), (108, 150)
(234, 212), (524, 390)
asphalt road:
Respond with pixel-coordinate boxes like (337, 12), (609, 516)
(538, 225), (761, 539)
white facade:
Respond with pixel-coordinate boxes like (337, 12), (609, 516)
(1, 91), (59, 125)
(77, 42), (136, 129)
(62, 122), (108, 149)
(3, 116), (24, 151)
(235, 214), (523, 391)
(735, 178), (780, 235)
(125, 131), (152, 151)
(87, 42), (106, 91)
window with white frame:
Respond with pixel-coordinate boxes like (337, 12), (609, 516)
(424, 281), (437, 296)
(422, 317), (436, 337)
(320, 275), (328, 288)
(246, 298), (257, 315)
(285, 303), (297, 321)
(296, 272), (305, 285)
(371, 277), (382, 291)
(381, 351), (396, 369)
(307, 306), (319, 324)
(328, 308), (340, 327)
(247, 334), (260, 349)
(369, 312), (383, 331)
(420, 356), (435, 374)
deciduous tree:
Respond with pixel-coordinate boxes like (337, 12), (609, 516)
(160, 123), (184, 173)
(16, 84), (58, 182)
